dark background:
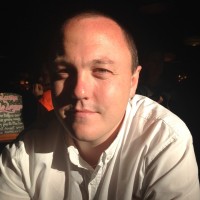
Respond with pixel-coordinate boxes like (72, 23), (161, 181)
(0, 0), (200, 166)
(1, 1), (200, 77)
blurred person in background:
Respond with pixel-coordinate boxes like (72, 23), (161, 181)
(32, 64), (54, 119)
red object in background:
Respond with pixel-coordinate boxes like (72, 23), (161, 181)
(38, 90), (54, 111)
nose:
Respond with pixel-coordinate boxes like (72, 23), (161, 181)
(72, 72), (88, 99)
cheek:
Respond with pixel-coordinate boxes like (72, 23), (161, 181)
(97, 81), (130, 106)
(51, 81), (68, 106)
(98, 82), (130, 124)
(52, 80), (66, 97)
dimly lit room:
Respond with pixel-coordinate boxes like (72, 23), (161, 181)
(0, 0), (200, 198)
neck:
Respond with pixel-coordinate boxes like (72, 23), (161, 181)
(70, 116), (124, 168)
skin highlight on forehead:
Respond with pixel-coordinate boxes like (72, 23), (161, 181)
(65, 15), (128, 47)
(57, 12), (138, 72)
(61, 15), (132, 71)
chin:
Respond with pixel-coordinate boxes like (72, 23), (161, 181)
(68, 125), (98, 141)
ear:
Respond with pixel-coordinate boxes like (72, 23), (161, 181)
(129, 65), (142, 99)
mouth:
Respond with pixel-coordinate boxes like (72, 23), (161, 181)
(63, 105), (96, 118)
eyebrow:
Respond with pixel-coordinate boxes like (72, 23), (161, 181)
(91, 58), (114, 65)
(54, 56), (115, 66)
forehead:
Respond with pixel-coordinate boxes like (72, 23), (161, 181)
(59, 15), (132, 70)
(63, 15), (126, 40)
(62, 15), (131, 54)
(66, 14), (119, 26)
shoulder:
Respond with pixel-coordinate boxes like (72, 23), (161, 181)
(132, 94), (190, 135)
(123, 95), (195, 167)
(128, 95), (192, 150)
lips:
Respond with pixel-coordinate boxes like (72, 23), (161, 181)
(73, 109), (95, 117)
(64, 105), (96, 117)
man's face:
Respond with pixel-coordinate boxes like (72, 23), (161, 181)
(51, 16), (140, 145)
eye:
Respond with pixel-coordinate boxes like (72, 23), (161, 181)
(53, 65), (76, 81)
(93, 68), (114, 79)
(52, 57), (76, 80)
(94, 68), (110, 73)
(55, 66), (69, 78)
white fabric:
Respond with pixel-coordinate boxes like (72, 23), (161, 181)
(0, 94), (199, 200)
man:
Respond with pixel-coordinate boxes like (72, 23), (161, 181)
(0, 10), (199, 200)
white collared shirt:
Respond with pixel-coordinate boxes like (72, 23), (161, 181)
(0, 95), (199, 200)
